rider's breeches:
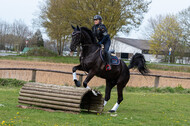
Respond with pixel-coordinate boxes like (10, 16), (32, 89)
(103, 38), (111, 52)
(103, 38), (111, 64)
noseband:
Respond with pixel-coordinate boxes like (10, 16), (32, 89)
(72, 31), (81, 36)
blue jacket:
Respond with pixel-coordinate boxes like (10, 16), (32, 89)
(92, 23), (110, 44)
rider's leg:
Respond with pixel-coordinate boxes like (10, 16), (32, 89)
(103, 38), (111, 52)
(103, 38), (111, 70)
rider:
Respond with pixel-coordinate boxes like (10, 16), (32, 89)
(92, 15), (111, 71)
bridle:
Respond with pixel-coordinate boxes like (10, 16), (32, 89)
(72, 30), (97, 47)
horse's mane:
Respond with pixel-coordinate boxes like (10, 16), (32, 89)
(80, 27), (96, 43)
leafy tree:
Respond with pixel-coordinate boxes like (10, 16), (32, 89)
(63, 0), (151, 38)
(149, 15), (184, 63)
(39, 0), (151, 55)
(39, 0), (71, 55)
(33, 29), (44, 47)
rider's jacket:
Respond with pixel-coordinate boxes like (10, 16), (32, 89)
(92, 23), (108, 42)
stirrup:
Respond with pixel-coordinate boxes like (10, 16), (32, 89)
(106, 64), (111, 71)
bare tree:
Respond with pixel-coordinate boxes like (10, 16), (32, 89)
(11, 20), (31, 51)
(178, 6), (190, 62)
(141, 15), (165, 39)
(0, 20), (10, 50)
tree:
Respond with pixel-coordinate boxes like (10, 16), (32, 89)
(12, 20), (31, 51)
(178, 6), (190, 62)
(64, 0), (151, 38)
(0, 19), (31, 51)
(142, 15), (165, 39)
(178, 6), (190, 46)
(149, 15), (184, 63)
(0, 20), (10, 50)
(39, 0), (151, 55)
(39, 0), (71, 55)
(32, 29), (44, 47)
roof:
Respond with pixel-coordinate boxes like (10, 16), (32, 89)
(22, 47), (34, 53)
(114, 37), (150, 50)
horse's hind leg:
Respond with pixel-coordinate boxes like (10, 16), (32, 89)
(104, 80), (116, 106)
(109, 82), (126, 113)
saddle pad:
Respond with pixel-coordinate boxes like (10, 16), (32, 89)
(111, 56), (120, 65)
(100, 50), (120, 65)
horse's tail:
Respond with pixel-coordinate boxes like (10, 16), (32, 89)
(128, 53), (149, 75)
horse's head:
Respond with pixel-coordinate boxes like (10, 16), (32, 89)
(70, 25), (82, 52)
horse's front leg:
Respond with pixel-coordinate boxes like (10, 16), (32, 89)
(83, 70), (95, 89)
(72, 65), (83, 87)
(83, 71), (98, 96)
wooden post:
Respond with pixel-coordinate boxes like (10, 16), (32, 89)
(79, 75), (83, 84)
(154, 76), (160, 88)
(31, 70), (37, 82)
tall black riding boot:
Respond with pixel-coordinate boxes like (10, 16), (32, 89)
(104, 51), (111, 71)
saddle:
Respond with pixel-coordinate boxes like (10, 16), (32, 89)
(100, 50), (120, 65)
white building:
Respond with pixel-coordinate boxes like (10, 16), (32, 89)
(110, 37), (160, 62)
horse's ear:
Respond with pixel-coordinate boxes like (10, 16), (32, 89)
(77, 25), (80, 31)
(71, 25), (75, 30)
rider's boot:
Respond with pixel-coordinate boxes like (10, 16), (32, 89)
(105, 51), (112, 71)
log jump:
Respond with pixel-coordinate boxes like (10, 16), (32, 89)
(17, 82), (104, 113)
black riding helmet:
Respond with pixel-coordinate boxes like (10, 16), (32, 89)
(94, 15), (102, 20)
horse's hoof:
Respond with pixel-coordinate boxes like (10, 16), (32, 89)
(74, 80), (81, 87)
(109, 110), (116, 113)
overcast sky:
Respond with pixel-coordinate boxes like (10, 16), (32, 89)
(0, 0), (189, 39)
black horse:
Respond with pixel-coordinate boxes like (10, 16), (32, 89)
(70, 25), (149, 112)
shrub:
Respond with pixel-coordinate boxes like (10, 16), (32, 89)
(162, 87), (175, 93)
(0, 78), (26, 87)
(174, 85), (184, 93)
(26, 47), (58, 57)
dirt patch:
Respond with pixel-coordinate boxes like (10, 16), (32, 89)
(0, 59), (190, 88)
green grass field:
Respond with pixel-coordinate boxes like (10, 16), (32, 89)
(0, 85), (190, 126)
(0, 55), (190, 73)
(0, 55), (80, 64)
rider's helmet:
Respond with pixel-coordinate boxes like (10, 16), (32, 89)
(94, 15), (102, 20)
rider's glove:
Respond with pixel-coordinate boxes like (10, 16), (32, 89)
(98, 41), (102, 45)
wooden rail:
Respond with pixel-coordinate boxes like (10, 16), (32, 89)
(130, 73), (190, 88)
(0, 68), (85, 84)
(0, 68), (190, 88)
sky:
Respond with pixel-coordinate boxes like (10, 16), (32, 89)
(0, 0), (189, 39)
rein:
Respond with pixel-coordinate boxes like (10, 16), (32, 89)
(81, 47), (100, 59)
(82, 43), (97, 47)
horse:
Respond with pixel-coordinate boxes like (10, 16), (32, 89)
(70, 25), (149, 112)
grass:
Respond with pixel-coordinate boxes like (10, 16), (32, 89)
(96, 85), (190, 94)
(147, 63), (190, 73)
(0, 79), (190, 126)
(0, 55), (80, 64)
(1, 55), (190, 73)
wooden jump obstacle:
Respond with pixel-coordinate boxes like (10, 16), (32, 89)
(17, 82), (104, 113)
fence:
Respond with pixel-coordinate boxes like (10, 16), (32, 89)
(0, 68), (190, 88)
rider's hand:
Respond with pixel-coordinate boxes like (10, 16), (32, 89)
(98, 41), (102, 45)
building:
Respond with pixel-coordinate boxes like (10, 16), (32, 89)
(110, 37), (160, 62)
